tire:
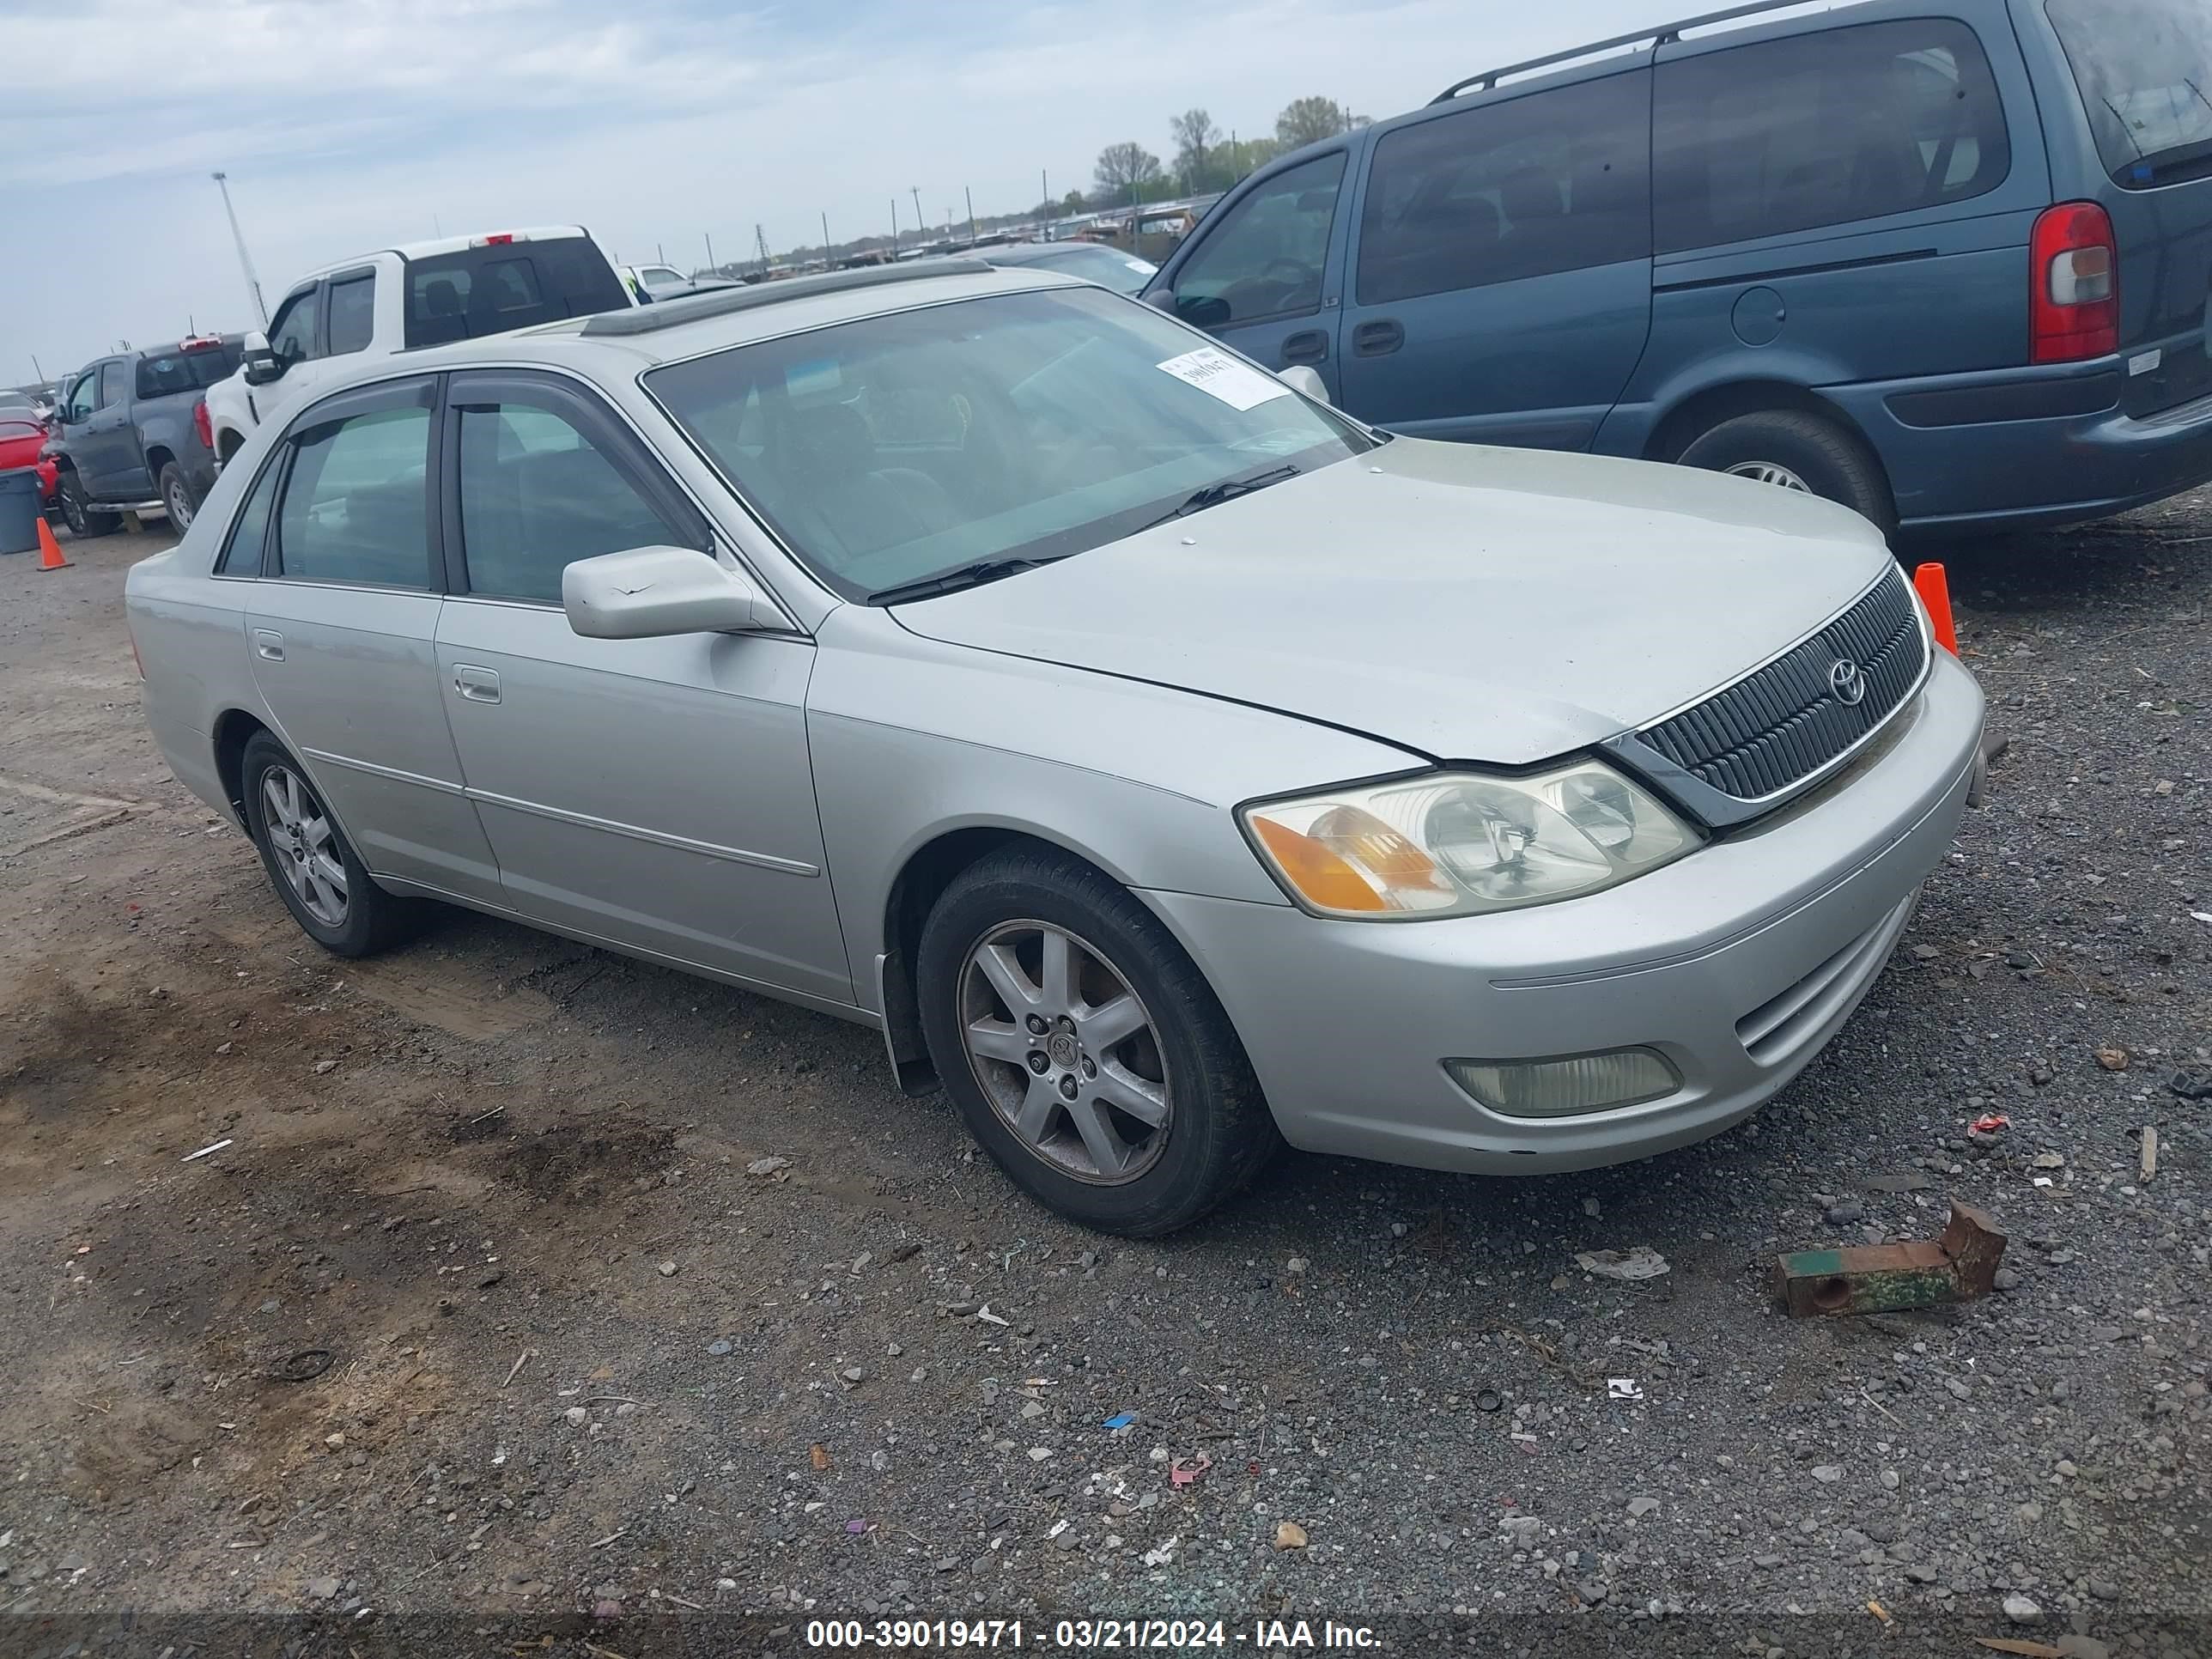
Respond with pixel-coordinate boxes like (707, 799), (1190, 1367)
(58, 474), (122, 538)
(1676, 410), (1897, 537)
(239, 732), (419, 957)
(916, 846), (1279, 1236)
(157, 463), (203, 533)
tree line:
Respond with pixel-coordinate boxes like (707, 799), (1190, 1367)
(1069, 97), (1370, 216)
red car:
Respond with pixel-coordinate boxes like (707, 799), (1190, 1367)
(0, 404), (60, 517)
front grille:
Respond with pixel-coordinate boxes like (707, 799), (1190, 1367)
(1636, 569), (1925, 804)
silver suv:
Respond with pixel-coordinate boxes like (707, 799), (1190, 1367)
(125, 261), (1984, 1235)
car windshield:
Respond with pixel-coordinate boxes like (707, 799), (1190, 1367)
(2046, 0), (2212, 184)
(996, 245), (1159, 294)
(645, 285), (1370, 601)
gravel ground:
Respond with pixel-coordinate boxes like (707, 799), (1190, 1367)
(0, 500), (2206, 1654)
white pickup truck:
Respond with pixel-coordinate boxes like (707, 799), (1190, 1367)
(205, 227), (636, 463)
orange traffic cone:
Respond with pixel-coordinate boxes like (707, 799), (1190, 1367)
(35, 515), (71, 571)
(1912, 562), (1956, 655)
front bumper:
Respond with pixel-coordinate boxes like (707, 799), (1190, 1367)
(1146, 651), (1984, 1176)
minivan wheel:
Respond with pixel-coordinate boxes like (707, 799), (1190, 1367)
(1677, 410), (1897, 537)
(158, 463), (201, 532)
(916, 847), (1279, 1236)
(240, 732), (419, 957)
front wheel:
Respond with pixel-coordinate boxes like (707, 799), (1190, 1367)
(1677, 410), (1897, 538)
(58, 475), (122, 538)
(158, 463), (203, 533)
(240, 732), (419, 957)
(916, 847), (1279, 1236)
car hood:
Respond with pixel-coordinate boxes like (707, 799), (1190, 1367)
(890, 439), (1896, 764)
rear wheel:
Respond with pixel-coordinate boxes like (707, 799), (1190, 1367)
(158, 463), (202, 532)
(916, 847), (1279, 1236)
(58, 474), (121, 538)
(1677, 410), (1897, 537)
(240, 732), (419, 957)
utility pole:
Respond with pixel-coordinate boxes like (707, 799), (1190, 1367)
(30, 353), (45, 384)
(890, 196), (899, 250)
(965, 185), (976, 246)
(909, 185), (922, 242)
(210, 172), (269, 328)
(705, 231), (717, 275)
(820, 211), (830, 260)
(657, 241), (665, 264)
(754, 223), (771, 275)
(1042, 167), (1048, 213)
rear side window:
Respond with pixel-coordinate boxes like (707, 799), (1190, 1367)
(327, 276), (375, 355)
(136, 344), (243, 399)
(275, 406), (432, 587)
(1654, 19), (2011, 254)
(97, 363), (124, 407)
(1170, 153), (1347, 326)
(2045, 0), (2212, 186)
(215, 453), (283, 575)
(1358, 72), (1651, 306)
(404, 238), (629, 347)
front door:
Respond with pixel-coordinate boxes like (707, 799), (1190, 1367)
(241, 374), (502, 903)
(431, 370), (851, 1005)
(1336, 69), (1654, 450)
(246, 283), (332, 432)
(1157, 150), (1352, 399)
(77, 360), (147, 497)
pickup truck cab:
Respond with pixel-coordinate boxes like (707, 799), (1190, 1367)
(48, 334), (242, 535)
(205, 228), (635, 465)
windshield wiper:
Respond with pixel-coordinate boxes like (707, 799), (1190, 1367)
(868, 556), (1059, 605)
(1133, 463), (1304, 534)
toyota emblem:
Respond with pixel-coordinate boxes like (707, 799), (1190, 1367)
(1828, 659), (1867, 706)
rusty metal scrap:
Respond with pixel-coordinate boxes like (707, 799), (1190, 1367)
(1773, 1200), (2006, 1317)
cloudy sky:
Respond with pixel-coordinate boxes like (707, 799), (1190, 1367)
(11, 0), (1707, 382)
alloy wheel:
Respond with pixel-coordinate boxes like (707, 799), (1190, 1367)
(261, 764), (348, 927)
(165, 480), (194, 531)
(1723, 460), (1812, 491)
(62, 487), (87, 534)
(957, 920), (1171, 1184)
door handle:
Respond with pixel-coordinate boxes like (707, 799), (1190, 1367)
(252, 629), (284, 662)
(1352, 319), (1404, 356)
(1281, 329), (1329, 366)
(453, 665), (501, 704)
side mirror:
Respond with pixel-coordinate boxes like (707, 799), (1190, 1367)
(240, 331), (284, 386)
(1175, 293), (1232, 330)
(1276, 365), (1328, 401)
(562, 545), (772, 639)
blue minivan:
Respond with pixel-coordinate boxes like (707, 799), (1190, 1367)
(1145, 0), (2212, 537)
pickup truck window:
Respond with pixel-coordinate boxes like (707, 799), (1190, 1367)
(97, 362), (125, 408)
(137, 343), (245, 399)
(269, 289), (319, 366)
(62, 374), (98, 423)
(328, 276), (375, 356)
(403, 238), (629, 348)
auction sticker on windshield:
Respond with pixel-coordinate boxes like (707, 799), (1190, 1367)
(1156, 346), (1291, 411)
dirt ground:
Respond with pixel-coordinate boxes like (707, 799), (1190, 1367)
(0, 506), (2206, 1651)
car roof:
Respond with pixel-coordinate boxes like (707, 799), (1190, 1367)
(286, 226), (597, 288)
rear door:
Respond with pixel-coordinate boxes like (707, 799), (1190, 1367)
(241, 375), (502, 903)
(1336, 68), (1654, 449)
(2036, 0), (2212, 414)
(1150, 151), (1354, 398)
(430, 370), (850, 1002)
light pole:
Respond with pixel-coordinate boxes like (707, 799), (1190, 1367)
(210, 172), (269, 328)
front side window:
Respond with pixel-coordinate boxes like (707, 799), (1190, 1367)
(454, 398), (686, 604)
(2046, 0), (2212, 186)
(1170, 153), (1347, 326)
(1358, 71), (1651, 306)
(646, 286), (1374, 601)
(1654, 18), (2012, 253)
(62, 372), (98, 422)
(274, 405), (432, 587)
(267, 289), (319, 365)
(326, 276), (375, 355)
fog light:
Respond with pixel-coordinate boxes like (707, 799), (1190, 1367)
(1444, 1048), (1680, 1117)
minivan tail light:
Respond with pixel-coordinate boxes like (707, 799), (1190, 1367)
(192, 398), (213, 451)
(2030, 202), (2118, 363)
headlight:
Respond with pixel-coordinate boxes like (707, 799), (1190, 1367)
(1241, 761), (1699, 920)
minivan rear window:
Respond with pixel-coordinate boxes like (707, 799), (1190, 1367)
(2045, 0), (2212, 187)
(1654, 18), (2011, 254)
(403, 237), (630, 348)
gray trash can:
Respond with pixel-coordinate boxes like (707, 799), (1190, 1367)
(0, 467), (42, 555)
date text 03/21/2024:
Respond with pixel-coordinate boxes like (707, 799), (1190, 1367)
(803, 1619), (1382, 1649)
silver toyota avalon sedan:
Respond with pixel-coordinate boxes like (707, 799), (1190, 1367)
(125, 261), (1984, 1235)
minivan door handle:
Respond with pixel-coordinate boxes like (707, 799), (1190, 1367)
(1352, 319), (1404, 356)
(1281, 329), (1329, 366)
(252, 629), (284, 662)
(452, 664), (501, 704)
